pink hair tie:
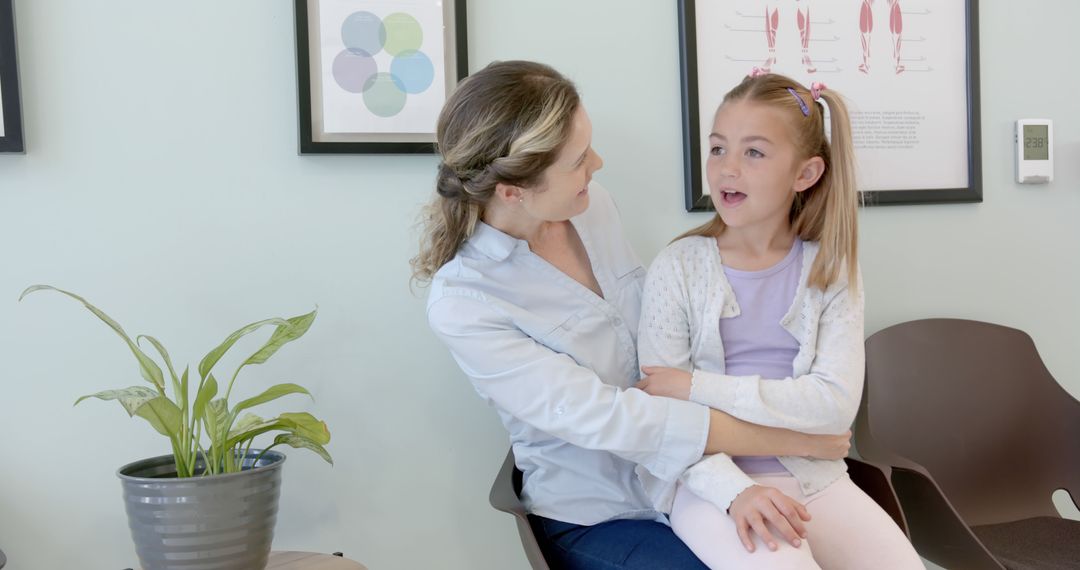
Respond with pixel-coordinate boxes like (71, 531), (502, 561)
(810, 82), (827, 101)
(749, 66), (768, 78)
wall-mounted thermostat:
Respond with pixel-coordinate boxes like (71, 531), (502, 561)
(1015, 119), (1053, 184)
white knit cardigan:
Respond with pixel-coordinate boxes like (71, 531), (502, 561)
(636, 236), (864, 513)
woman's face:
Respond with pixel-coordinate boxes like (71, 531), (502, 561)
(521, 106), (604, 221)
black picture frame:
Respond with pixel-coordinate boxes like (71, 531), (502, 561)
(677, 0), (982, 211)
(294, 0), (468, 154)
(0, 0), (24, 153)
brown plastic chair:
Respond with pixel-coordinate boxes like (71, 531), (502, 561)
(489, 450), (550, 570)
(489, 450), (908, 570)
(855, 318), (1080, 569)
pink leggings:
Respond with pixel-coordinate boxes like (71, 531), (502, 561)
(671, 473), (924, 570)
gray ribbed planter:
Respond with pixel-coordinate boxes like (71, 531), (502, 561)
(118, 451), (285, 570)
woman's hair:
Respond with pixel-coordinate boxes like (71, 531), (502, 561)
(678, 73), (860, 290)
(410, 60), (581, 285)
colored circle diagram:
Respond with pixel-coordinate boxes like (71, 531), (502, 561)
(331, 11), (435, 118)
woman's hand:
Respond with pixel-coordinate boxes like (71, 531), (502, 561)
(802, 430), (852, 460)
(636, 366), (693, 400)
(728, 485), (811, 552)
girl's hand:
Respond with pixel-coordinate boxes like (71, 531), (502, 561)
(728, 485), (811, 552)
(636, 366), (693, 400)
(803, 430), (852, 460)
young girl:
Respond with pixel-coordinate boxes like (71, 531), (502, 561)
(636, 72), (923, 569)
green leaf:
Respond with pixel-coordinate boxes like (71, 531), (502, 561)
(222, 412), (329, 450)
(198, 317), (289, 380)
(179, 366), (190, 415)
(134, 396), (182, 438)
(75, 386), (159, 417)
(229, 413), (266, 440)
(193, 373), (218, 423)
(20, 285), (165, 390)
(204, 398), (230, 444)
(242, 310), (317, 367)
(232, 383), (311, 415)
(73, 387), (181, 438)
(224, 418), (282, 448)
(279, 412), (331, 445)
(273, 433), (333, 465)
(138, 334), (181, 399)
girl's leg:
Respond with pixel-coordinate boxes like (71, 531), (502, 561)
(529, 514), (709, 570)
(670, 481), (821, 570)
(801, 475), (924, 570)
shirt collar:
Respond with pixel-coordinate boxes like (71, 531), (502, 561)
(466, 221), (526, 262)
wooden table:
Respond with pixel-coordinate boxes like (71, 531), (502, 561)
(268, 551), (367, 569)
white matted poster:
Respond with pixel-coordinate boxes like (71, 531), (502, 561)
(295, 0), (467, 153)
(679, 0), (981, 209)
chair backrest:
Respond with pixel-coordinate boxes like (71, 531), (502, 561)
(859, 318), (1080, 526)
(489, 450), (550, 570)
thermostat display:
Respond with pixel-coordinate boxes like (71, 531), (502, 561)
(1015, 119), (1053, 184)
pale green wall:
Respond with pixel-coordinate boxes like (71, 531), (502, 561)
(0, 1), (1076, 569)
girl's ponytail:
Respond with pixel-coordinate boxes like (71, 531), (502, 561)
(796, 88), (860, 291)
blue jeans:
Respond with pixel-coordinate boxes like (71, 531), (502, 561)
(529, 514), (709, 569)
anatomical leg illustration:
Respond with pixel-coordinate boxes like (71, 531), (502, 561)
(859, 0), (907, 74)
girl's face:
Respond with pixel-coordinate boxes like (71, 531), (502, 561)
(522, 106), (604, 222)
(706, 100), (821, 231)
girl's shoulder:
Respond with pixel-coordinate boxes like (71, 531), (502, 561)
(801, 239), (862, 296)
(658, 235), (715, 259)
(649, 235), (718, 278)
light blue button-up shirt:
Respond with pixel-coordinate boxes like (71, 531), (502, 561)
(427, 183), (710, 526)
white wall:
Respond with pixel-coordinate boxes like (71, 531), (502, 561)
(0, 1), (1076, 569)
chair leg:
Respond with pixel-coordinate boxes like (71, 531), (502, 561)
(891, 468), (1004, 569)
(846, 457), (910, 538)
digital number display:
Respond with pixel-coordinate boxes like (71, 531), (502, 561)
(1023, 124), (1049, 160)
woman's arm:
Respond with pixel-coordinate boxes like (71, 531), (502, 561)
(428, 293), (709, 482)
(705, 408), (850, 459)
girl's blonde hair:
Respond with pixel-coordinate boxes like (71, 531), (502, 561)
(678, 73), (859, 290)
(410, 61), (580, 285)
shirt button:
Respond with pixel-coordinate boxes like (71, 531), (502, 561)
(555, 405), (566, 415)
(613, 316), (623, 326)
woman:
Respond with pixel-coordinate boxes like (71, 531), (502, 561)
(412, 60), (849, 569)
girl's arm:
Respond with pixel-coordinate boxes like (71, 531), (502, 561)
(685, 271), (864, 435)
(638, 243), (865, 435)
(635, 245), (855, 449)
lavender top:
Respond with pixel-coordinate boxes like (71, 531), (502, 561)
(720, 240), (803, 474)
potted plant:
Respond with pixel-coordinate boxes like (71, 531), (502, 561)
(20, 285), (332, 570)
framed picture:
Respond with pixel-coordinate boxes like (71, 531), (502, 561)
(0, 0), (24, 153)
(678, 0), (982, 210)
(294, 0), (468, 154)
